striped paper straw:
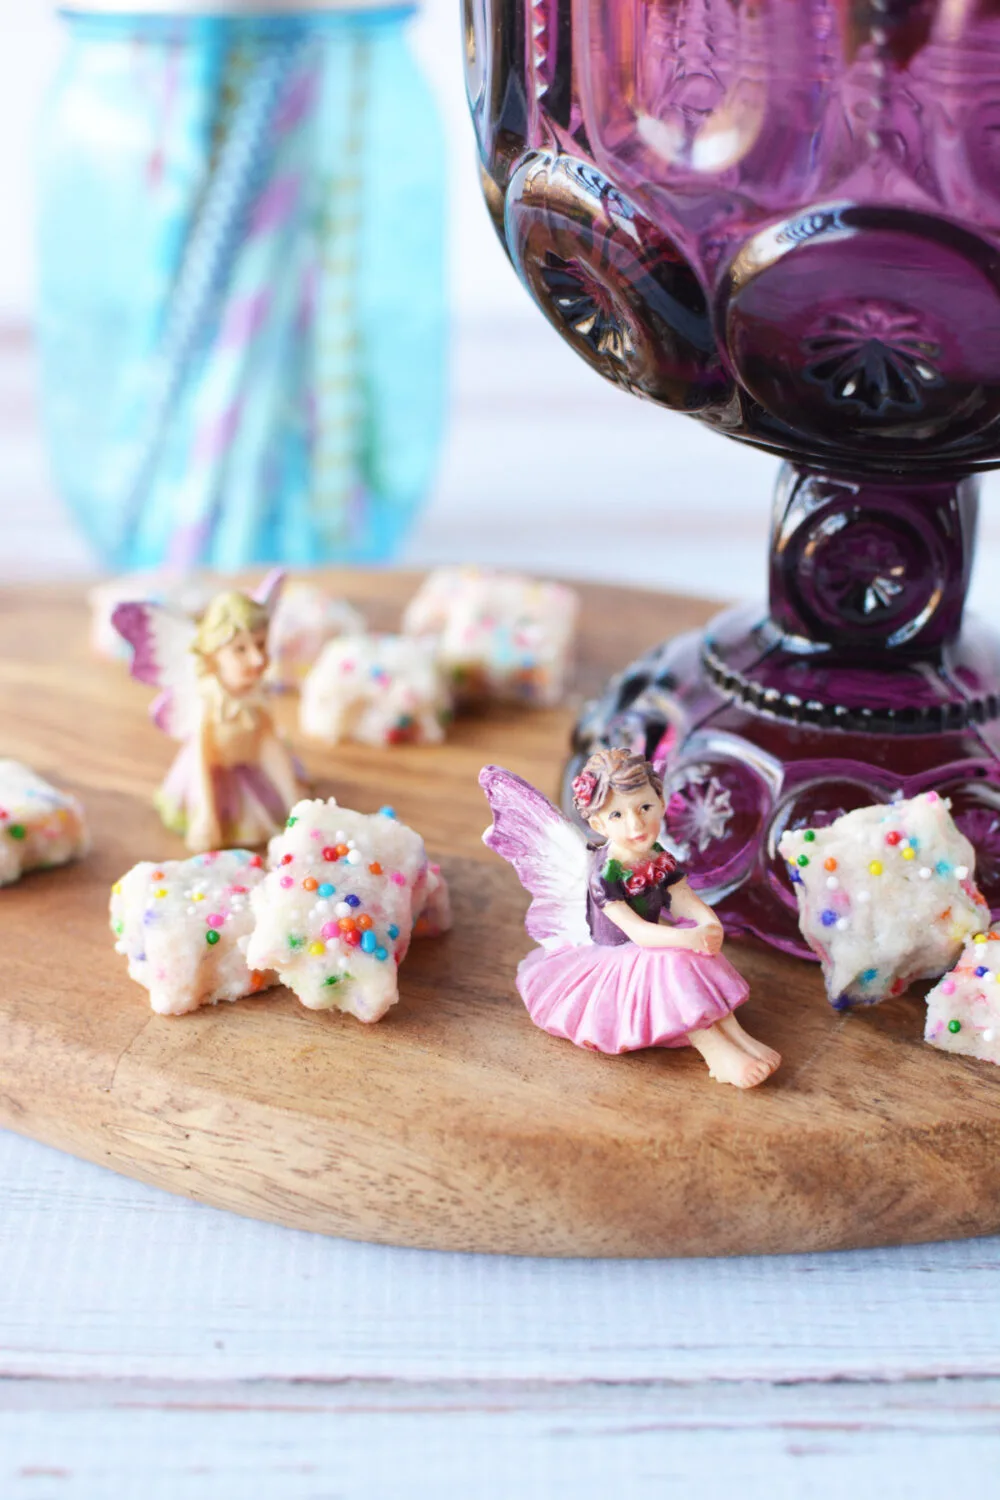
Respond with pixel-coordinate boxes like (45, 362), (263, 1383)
(308, 32), (369, 554)
(116, 23), (300, 565)
(161, 39), (315, 568)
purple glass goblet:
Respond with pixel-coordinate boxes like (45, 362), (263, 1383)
(464, 0), (1000, 954)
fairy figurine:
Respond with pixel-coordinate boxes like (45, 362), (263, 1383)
(113, 570), (306, 853)
(480, 748), (781, 1088)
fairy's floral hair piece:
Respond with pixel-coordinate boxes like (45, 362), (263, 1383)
(570, 770), (599, 809)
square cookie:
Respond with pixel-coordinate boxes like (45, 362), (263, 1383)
(300, 634), (451, 746)
(778, 792), (986, 1008)
(111, 848), (275, 1015)
(403, 566), (578, 707)
(245, 799), (450, 1020)
(0, 760), (89, 887)
(267, 581), (365, 690)
(925, 932), (1000, 1065)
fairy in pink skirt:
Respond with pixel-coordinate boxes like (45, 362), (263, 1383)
(480, 748), (780, 1088)
(113, 571), (306, 853)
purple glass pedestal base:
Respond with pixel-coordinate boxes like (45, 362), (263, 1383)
(568, 465), (1000, 957)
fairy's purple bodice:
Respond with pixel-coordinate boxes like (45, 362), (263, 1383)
(586, 844), (686, 946)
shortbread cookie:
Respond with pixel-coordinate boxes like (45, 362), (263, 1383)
(300, 634), (451, 746)
(267, 581), (365, 690)
(110, 848), (275, 1015)
(403, 566), (578, 707)
(0, 761), (89, 886)
(779, 792), (986, 1009)
(925, 932), (1000, 1065)
(89, 569), (216, 660)
(245, 799), (451, 1020)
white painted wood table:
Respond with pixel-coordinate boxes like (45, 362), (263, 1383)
(2, 322), (1000, 1497)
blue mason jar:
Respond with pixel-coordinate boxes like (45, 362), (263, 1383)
(38, 1), (446, 570)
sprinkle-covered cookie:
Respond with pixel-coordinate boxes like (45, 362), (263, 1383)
(110, 848), (275, 1015)
(0, 760), (89, 887)
(925, 931), (1000, 1065)
(403, 566), (578, 707)
(778, 792), (986, 1008)
(300, 634), (451, 746)
(267, 581), (365, 690)
(245, 799), (451, 1020)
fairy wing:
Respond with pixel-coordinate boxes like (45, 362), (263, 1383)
(480, 765), (592, 949)
(111, 601), (200, 740)
(253, 567), (286, 617)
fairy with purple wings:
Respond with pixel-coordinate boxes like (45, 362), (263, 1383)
(480, 748), (780, 1088)
(114, 570), (306, 852)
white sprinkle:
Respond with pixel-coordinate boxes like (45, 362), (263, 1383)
(347, 839), (357, 849)
(985, 972), (995, 983)
(857, 891), (871, 904)
(334, 901), (351, 918)
(335, 830), (347, 843)
(984, 1029), (995, 1043)
(826, 876), (839, 891)
(919, 867), (932, 880)
(836, 918), (849, 932)
(314, 900), (330, 915)
(338, 955), (350, 970)
(346, 850), (362, 866)
(955, 865), (969, 880)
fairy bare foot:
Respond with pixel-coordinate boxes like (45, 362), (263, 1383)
(718, 1014), (782, 1074)
(686, 1025), (776, 1089)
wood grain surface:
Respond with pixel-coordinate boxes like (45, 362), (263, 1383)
(1, 572), (999, 1259)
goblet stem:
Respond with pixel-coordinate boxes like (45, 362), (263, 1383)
(768, 464), (978, 660)
(570, 463), (1000, 955)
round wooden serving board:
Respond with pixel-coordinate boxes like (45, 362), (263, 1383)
(1, 573), (999, 1258)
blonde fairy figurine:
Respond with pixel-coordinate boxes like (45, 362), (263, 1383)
(481, 748), (781, 1088)
(113, 571), (306, 852)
